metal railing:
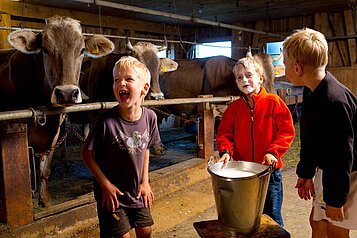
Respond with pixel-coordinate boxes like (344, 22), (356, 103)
(0, 96), (238, 122)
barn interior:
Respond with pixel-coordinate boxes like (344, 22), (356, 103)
(0, 0), (356, 237)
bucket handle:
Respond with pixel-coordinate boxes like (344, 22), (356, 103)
(208, 156), (215, 167)
(256, 164), (274, 177)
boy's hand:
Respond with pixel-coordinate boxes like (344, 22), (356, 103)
(295, 178), (315, 200)
(325, 205), (345, 221)
(101, 181), (124, 212)
(262, 153), (277, 167)
(137, 182), (154, 208)
(217, 153), (230, 164)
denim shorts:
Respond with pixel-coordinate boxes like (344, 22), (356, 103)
(97, 204), (154, 238)
(263, 168), (284, 226)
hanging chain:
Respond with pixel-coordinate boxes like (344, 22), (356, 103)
(34, 115), (85, 157)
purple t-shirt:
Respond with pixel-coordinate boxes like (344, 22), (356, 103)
(85, 106), (161, 208)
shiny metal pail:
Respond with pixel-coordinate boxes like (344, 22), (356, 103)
(207, 158), (272, 234)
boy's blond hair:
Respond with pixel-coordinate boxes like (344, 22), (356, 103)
(113, 56), (151, 86)
(233, 55), (264, 78)
(283, 28), (328, 70)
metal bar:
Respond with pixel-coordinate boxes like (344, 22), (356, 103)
(71, 0), (282, 38)
(0, 96), (239, 122)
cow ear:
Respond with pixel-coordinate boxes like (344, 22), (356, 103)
(159, 58), (178, 73)
(84, 35), (115, 58)
(8, 29), (41, 54)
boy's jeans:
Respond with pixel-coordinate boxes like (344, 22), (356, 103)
(263, 169), (284, 227)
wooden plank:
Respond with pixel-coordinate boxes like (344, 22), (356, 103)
(329, 12), (350, 67)
(0, 123), (33, 229)
(0, 13), (11, 49)
(344, 10), (357, 67)
(328, 67), (355, 93)
(193, 215), (290, 238)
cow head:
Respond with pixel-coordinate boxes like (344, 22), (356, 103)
(126, 39), (177, 100)
(7, 15), (114, 107)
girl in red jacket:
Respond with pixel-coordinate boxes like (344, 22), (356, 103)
(217, 54), (295, 226)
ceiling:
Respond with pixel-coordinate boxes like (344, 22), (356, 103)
(22, 0), (355, 28)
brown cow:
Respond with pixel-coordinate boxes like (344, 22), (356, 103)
(159, 54), (276, 119)
(0, 15), (114, 207)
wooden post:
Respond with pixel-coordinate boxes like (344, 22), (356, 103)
(0, 123), (33, 228)
(197, 95), (215, 161)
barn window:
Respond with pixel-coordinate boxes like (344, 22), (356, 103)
(195, 41), (231, 58)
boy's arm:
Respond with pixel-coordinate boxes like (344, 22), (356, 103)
(137, 149), (154, 208)
(82, 146), (123, 212)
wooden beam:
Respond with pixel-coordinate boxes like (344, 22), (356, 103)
(344, 10), (357, 67)
(329, 12), (350, 67)
(197, 95), (215, 161)
(0, 123), (33, 229)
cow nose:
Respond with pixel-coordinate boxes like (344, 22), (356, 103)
(52, 85), (82, 106)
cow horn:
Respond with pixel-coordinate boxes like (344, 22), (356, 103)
(157, 35), (167, 52)
(125, 34), (133, 51)
(246, 46), (252, 57)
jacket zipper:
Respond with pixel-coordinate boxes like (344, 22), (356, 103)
(242, 96), (255, 162)
(250, 107), (254, 162)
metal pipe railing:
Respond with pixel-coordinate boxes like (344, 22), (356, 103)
(0, 96), (239, 122)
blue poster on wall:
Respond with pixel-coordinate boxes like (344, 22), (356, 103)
(266, 41), (284, 77)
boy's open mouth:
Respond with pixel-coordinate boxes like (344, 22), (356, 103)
(119, 90), (130, 102)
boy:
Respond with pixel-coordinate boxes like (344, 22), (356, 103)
(216, 54), (295, 226)
(82, 56), (161, 238)
(284, 28), (357, 237)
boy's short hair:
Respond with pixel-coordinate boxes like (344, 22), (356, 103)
(233, 55), (264, 77)
(113, 56), (151, 86)
(283, 28), (328, 70)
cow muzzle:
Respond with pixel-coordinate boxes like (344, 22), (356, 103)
(51, 85), (82, 106)
(150, 92), (165, 100)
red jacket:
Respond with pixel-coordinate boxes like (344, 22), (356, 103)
(217, 87), (295, 169)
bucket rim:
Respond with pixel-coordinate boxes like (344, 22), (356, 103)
(207, 161), (271, 180)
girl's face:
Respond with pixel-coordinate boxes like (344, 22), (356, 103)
(113, 66), (149, 109)
(234, 63), (263, 95)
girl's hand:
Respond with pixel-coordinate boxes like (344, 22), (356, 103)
(262, 153), (278, 168)
(217, 153), (230, 164)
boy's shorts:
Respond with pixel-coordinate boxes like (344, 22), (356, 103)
(97, 204), (154, 237)
(312, 169), (357, 230)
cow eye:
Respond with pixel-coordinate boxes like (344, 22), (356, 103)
(42, 47), (49, 55)
(80, 48), (85, 55)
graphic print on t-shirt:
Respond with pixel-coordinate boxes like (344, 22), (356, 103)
(112, 129), (150, 154)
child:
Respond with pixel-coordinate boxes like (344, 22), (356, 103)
(82, 56), (161, 238)
(284, 28), (357, 237)
(216, 54), (295, 226)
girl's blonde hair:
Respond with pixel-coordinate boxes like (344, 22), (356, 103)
(233, 54), (264, 77)
(113, 56), (151, 85)
(283, 28), (328, 70)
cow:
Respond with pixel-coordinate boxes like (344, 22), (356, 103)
(77, 39), (178, 137)
(0, 15), (114, 207)
(158, 54), (276, 119)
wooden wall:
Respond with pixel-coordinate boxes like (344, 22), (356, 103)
(230, 9), (357, 95)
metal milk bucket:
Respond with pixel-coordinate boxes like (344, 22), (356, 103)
(207, 158), (272, 234)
